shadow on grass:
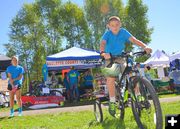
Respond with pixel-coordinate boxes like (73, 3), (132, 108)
(88, 117), (139, 129)
(0, 116), (14, 122)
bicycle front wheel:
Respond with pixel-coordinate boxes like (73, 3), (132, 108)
(131, 77), (163, 129)
(94, 99), (103, 123)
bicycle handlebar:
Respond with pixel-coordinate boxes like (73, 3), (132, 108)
(101, 51), (149, 68)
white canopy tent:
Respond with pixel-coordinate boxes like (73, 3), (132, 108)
(144, 49), (170, 66)
(144, 50), (170, 78)
(169, 51), (180, 61)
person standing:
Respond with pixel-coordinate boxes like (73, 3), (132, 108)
(84, 70), (94, 90)
(67, 66), (80, 102)
(63, 72), (70, 101)
(6, 56), (24, 117)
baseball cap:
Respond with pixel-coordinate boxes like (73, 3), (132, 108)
(12, 56), (19, 62)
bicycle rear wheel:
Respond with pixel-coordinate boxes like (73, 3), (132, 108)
(131, 77), (163, 129)
(94, 99), (103, 123)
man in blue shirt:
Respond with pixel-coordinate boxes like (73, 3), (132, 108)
(6, 56), (24, 117)
(84, 70), (93, 89)
(100, 16), (152, 117)
(63, 72), (70, 101)
(67, 66), (80, 102)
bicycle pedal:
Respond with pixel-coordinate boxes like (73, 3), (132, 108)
(115, 113), (120, 118)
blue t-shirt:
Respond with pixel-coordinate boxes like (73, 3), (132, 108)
(63, 77), (70, 89)
(84, 75), (93, 86)
(6, 65), (24, 85)
(102, 28), (132, 55)
(67, 70), (80, 85)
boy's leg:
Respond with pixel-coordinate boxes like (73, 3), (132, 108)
(107, 77), (116, 102)
(15, 87), (22, 116)
(107, 77), (116, 116)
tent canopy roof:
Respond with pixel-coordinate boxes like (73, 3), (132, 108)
(47, 47), (100, 61)
(144, 49), (170, 66)
(170, 51), (180, 61)
(0, 54), (11, 61)
(0, 54), (11, 71)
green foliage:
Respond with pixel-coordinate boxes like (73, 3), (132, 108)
(61, 1), (89, 48)
(124, 0), (153, 53)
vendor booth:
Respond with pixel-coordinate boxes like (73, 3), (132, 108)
(46, 47), (101, 70)
(144, 49), (170, 78)
(143, 50), (173, 93)
(0, 55), (11, 107)
(0, 54), (11, 91)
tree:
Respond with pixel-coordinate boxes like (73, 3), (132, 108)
(122, 0), (153, 62)
(124, 0), (153, 52)
(36, 0), (63, 55)
(84, 0), (124, 50)
(61, 1), (89, 48)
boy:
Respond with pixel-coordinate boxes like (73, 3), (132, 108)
(7, 56), (24, 117)
(100, 16), (152, 117)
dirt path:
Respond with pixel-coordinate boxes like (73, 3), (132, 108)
(1, 96), (180, 117)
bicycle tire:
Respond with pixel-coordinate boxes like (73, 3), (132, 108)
(94, 99), (103, 123)
(131, 77), (163, 129)
(116, 85), (125, 120)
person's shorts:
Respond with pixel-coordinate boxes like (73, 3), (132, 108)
(7, 84), (21, 91)
(104, 57), (127, 77)
(84, 85), (93, 90)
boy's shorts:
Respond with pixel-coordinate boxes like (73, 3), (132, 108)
(104, 57), (127, 77)
(7, 84), (21, 91)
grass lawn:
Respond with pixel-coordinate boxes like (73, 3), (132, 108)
(158, 93), (180, 98)
(0, 101), (180, 129)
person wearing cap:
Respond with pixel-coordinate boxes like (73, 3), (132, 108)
(6, 56), (24, 117)
(100, 16), (152, 117)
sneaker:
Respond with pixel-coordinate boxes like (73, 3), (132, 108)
(10, 108), (14, 117)
(108, 102), (116, 117)
(18, 107), (22, 116)
(137, 95), (145, 102)
(18, 112), (22, 116)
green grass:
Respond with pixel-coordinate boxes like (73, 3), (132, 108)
(0, 101), (180, 129)
(158, 93), (180, 98)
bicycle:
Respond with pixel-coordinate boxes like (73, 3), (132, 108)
(94, 51), (163, 129)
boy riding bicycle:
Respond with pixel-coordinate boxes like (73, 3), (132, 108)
(100, 16), (152, 117)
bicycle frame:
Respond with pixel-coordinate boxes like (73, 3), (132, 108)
(115, 52), (145, 102)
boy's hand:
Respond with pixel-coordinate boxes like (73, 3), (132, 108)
(101, 53), (111, 59)
(144, 47), (152, 54)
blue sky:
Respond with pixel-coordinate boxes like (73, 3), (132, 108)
(0, 0), (180, 55)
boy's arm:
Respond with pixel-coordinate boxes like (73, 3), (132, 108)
(7, 73), (14, 86)
(100, 40), (110, 59)
(100, 40), (106, 55)
(129, 36), (152, 54)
